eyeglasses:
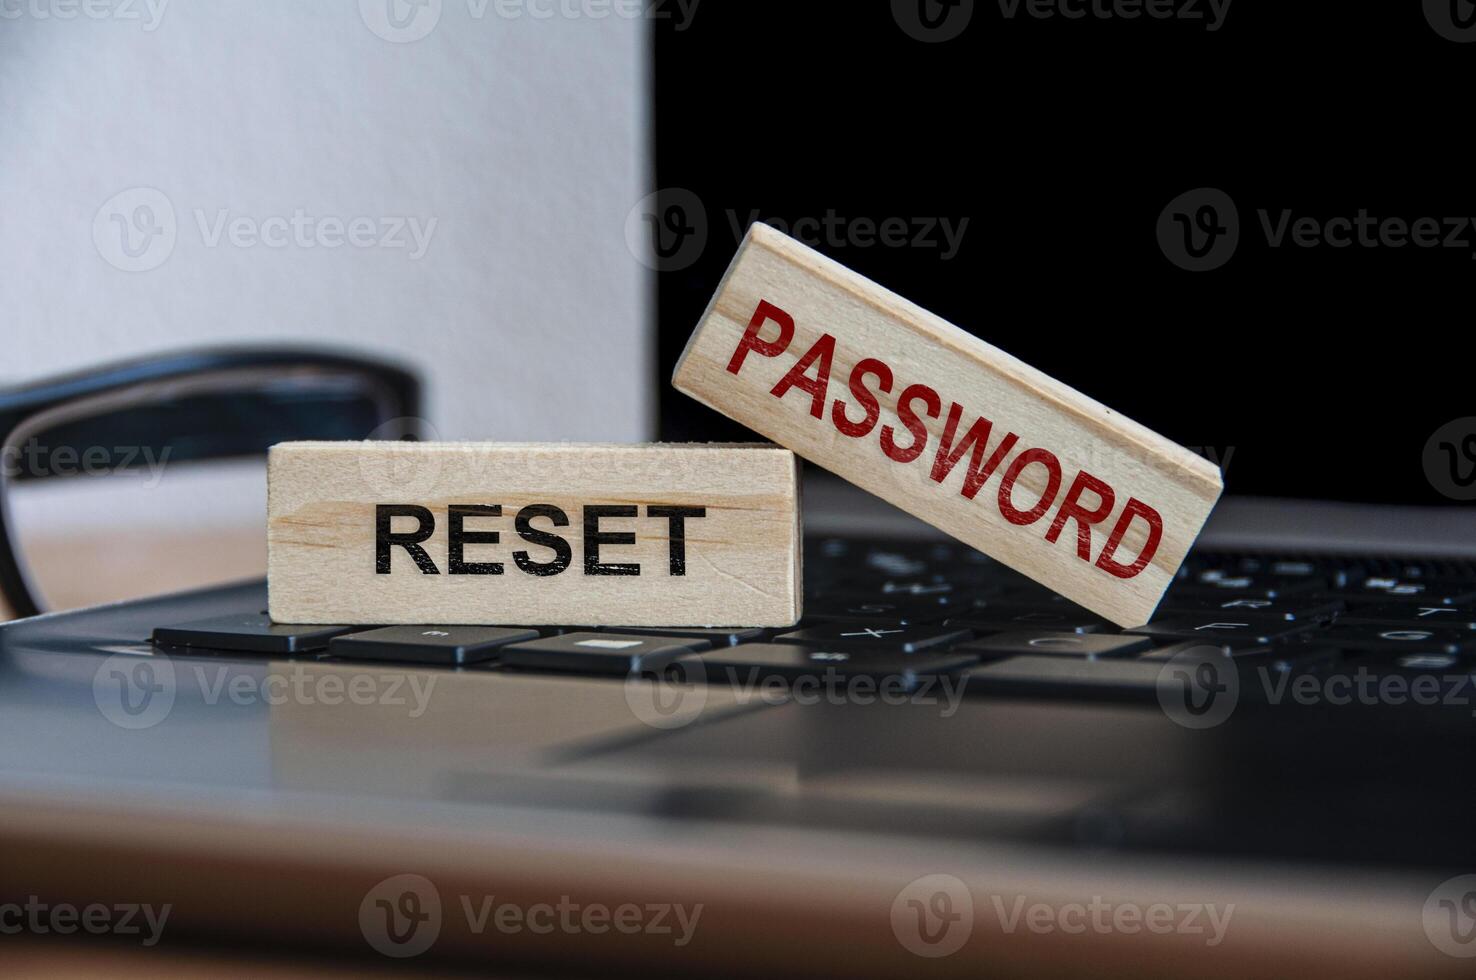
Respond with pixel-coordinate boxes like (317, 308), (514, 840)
(0, 348), (422, 618)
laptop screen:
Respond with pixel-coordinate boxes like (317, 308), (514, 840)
(652, 4), (1467, 507)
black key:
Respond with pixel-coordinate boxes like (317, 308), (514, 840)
(1333, 578), (1476, 605)
(1338, 603), (1476, 629)
(805, 599), (950, 627)
(1316, 625), (1467, 654)
(328, 626), (538, 666)
(1176, 571), (1324, 598)
(1159, 595), (1342, 622)
(501, 632), (709, 675)
(597, 626), (765, 647)
(1348, 650), (1469, 674)
(697, 644), (979, 687)
(958, 631), (1150, 659)
(1127, 618), (1314, 646)
(153, 614), (355, 655)
(773, 623), (971, 654)
(946, 604), (1107, 634)
(962, 656), (1167, 698)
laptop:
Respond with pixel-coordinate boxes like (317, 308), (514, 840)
(6, 7), (1476, 978)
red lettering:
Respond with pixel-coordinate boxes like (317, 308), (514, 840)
(1045, 471), (1117, 562)
(769, 333), (835, 420)
(832, 358), (893, 438)
(880, 384), (941, 464)
(1095, 498), (1164, 580)
(997, 448), (1063, 526)
(726, 300), (794, 375)
(929, 403), (1020, 500)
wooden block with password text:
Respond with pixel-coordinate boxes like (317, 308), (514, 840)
(673, 224), (1222, 627)
(268, 442), (801, 627)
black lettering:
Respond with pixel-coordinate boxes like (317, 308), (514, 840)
(513, 504), (573, 576)
(376, 504), (440, 574)
(447, 504), (503, 575)
(584, 505), (640, 576)
(647, 506), (707, 575)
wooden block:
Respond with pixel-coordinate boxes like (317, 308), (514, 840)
(268, 442), (801, 627)
(672, 224), (1223, 627)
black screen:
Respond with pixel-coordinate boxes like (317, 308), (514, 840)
(653, 2), (1474, 506)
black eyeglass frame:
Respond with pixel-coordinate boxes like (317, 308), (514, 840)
(0, 348), (421, 618)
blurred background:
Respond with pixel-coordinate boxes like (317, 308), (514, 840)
(0, 0), (1471, 614)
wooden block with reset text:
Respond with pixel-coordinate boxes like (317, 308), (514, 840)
(673, 224), (1223, 627)
(268, 442), (801, 627)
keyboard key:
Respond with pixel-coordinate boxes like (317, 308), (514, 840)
(501, 632), (708, 676)
(1159, 595), (1342, 622)
(697, 644), (979, 687)
(945, 605), (1107, 634)
(1316, 625), (1468, 654)
(962, 656), (1166, 698)
(328, 626), (538, 666)
(773, 623), (971, 655)
(1127, 618), (1314, 646)
(1333, 579), (1476, 605)
(153, 614), (356, 655)
(1175, 572), (1324, 598)
(958, 631), (1150, 659)
(804, 599), (950, 627)
(1337, 604), (1476, 629)
(597, 626), (765, 647)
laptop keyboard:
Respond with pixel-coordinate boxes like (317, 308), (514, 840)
(149, 537), (1476, 705)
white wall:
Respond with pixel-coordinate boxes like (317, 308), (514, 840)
(0, 0), (653, 443)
